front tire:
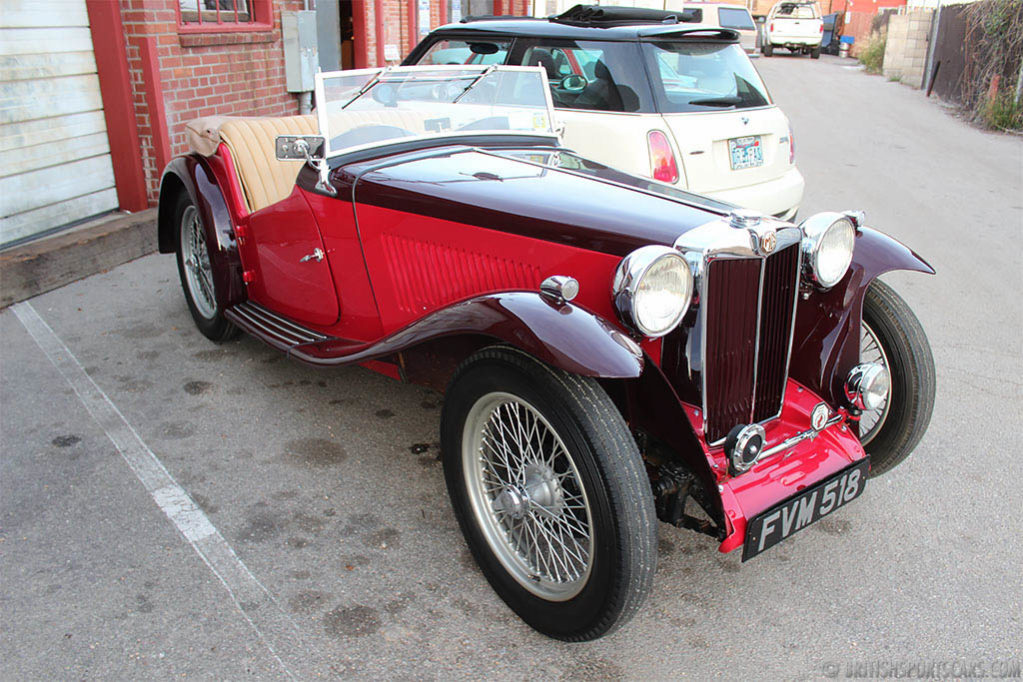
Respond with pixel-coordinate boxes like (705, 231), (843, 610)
(173, 192), (238, 342)
(441, 348), (656, 641)
(859, 280), (935, 476)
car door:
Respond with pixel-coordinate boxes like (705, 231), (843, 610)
(245, 189), (340, 327)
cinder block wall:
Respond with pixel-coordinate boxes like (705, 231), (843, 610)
(882, 10), (934, 88)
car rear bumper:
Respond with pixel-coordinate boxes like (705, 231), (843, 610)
(769, 36), (822, 46)
(701, 166), (804, 219)
(682, 380), (868, 557)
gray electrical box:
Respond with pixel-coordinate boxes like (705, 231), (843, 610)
(282, 10), (317, 93)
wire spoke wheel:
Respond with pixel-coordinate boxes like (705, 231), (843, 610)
(179, 204), (217, 320)
(463, 392), (594, 601)
(859, 320), (892, 445)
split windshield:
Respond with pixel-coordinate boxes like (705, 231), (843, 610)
(315, 66), (555, 157)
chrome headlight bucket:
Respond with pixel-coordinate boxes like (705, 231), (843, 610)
(799, 212), (856, 289)
(845, 362), (890, 411)
(612, 245), (693, 337)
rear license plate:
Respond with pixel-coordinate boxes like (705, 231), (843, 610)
(729, 135), (764, 170)
(742, 458), (869, 561)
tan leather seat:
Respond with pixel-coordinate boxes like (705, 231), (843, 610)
(187, 110), (434, 213)
(218, 116), (318, 213)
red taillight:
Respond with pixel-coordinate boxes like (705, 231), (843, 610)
(770, 21), (774, 31)
(788, 126), (795, 164)
(648, 130), (679, 184)
(819, 23), (824, 33)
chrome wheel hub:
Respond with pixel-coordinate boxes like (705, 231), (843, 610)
(463, 393), (594, 601)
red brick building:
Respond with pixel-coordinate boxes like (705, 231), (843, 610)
(103, 0), (528, 207)
(0, 1), (527, 247)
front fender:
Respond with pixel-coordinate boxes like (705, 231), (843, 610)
(158, 155), (246, 309)
(789, 227), (934, 404)
(290, 292), (645, 379)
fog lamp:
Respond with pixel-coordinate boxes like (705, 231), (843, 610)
(845, 363), (890, 411)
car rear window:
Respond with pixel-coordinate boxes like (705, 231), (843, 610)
(418, 38), (512, 66)
(518, 40), (654, 113)
(718, 7), (756, 30)
(775, 3), (820, 18)
(643, 41), (771, 113)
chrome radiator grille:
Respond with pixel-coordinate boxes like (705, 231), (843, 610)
(701, 242), (801, 443)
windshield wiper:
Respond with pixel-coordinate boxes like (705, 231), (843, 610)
(452, 65), (497, 104)
(687, 95), (743, 107)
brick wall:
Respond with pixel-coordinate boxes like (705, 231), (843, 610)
(120, 0), (532, 203)
(120, 0), (303, 201)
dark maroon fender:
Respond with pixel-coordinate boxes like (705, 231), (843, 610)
(288, 291), (645, 379)
(157, 155), (246, 309)
(789, 227), (934, 407)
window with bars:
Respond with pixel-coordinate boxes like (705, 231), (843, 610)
(178, 0), (271, 31)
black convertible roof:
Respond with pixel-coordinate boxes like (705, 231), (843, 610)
(432, 4), (739, 42)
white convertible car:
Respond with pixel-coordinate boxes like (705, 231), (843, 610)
(405, 4), (805, 220)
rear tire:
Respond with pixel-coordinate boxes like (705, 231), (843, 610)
(811, 46), (821, 59)
(173, 192), (238, 343)
(762, 43), (774, 57)
(441, 348), (656, 641)
(859, 280), (935, 477)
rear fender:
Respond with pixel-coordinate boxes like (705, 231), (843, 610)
(789, 227), (934, 405)
(158, 155), (246, 309)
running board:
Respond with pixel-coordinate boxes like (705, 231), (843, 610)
(225, 301), (332, 351)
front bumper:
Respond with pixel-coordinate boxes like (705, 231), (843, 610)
(682, 380), (867, 555)
(701, 166), (805, 220)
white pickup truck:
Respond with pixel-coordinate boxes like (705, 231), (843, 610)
(761, 1), (823, 58)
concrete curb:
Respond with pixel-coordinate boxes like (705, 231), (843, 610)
(0, 209), (158, 309)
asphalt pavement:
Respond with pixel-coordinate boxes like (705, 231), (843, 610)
(2, 55), (1021, 679)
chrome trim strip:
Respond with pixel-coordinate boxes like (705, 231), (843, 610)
(244, 303), (328, 342)
(231, 302), (330, 347)
(239, 307), (315, 345)
(749, 257), (767, 424)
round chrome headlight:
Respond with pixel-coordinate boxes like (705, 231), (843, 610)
(800, 212), (856, 288)
(612, 246), (693, 337)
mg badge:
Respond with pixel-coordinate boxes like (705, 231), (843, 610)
(759, 230), (777, 254)
(741, 116), (750, 125)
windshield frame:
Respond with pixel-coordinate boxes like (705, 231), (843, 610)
(313, 65), (558, 159)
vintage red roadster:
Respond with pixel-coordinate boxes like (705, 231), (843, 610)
(158, 65), (935, 641)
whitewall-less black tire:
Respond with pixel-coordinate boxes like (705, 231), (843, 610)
(859, 280), (936, 476)
(441, 347), (656, 641)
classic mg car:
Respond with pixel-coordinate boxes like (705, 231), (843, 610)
(158, 65), (935, 641)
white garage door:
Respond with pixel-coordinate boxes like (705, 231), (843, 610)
(0, 0), (119, 247)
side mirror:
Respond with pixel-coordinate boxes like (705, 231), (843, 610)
(275, 135), (326, 162)
(275, 135), (335, 197)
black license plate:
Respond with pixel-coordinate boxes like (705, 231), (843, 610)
(742, 458), (869, 561)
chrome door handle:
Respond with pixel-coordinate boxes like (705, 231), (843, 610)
(300, 248), (324, 263)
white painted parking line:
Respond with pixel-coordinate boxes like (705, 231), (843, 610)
(11, 301), (317, 679)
